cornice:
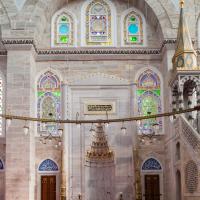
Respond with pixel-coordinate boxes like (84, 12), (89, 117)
(37, 48), (160, 55)
(1, 38), (199, 59)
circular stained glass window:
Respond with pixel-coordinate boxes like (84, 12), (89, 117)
(128, 24), (138, 34)
(59, 24), (69, 34)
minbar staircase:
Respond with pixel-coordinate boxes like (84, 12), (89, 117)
(174, 115), (200, 162)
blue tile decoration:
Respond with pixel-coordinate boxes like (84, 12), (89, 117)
(0, 159), (4, 170)
(142, 158), (162, 170)
(39, 159), (58, 171)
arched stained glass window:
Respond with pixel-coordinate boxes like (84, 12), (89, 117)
(39, 159), (58, 172)
(37, 71), (61, 134)
(124, 11), (143, 45)
(54, 12), (74, 46)
(0, 77), (3, 136)
(0, 159), (4, 170)
(142, 158), (162, 170)
(86, 0), (112, 45)
(137, 69), (162, 134)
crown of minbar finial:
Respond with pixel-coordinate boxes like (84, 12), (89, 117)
(180, 0), (184, 8)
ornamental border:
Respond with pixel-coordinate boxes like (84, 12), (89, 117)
(1, 38), (199, 56)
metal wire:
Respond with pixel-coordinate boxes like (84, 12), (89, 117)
(3, 105), (200, 124)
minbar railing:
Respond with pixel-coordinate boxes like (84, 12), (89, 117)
(175, 115), (200, 155)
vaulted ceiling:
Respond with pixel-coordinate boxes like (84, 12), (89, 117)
(0, 0), (196, 41)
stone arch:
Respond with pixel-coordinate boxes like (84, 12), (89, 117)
(38, 159), (59, 172)
(176, 170), (182, 200)
(141, 157), (162, 171)
(69, 72), (129, 85)
(7, 0), (179, 47)
(0, 159), (4, 170)
(180, 76), (200, 87)
(35, 68), (63, 86)
(0, 0), (18, 19)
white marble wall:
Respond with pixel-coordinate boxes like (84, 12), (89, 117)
(64, 75), (134, 200)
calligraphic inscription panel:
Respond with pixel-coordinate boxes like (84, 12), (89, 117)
(83, 100), (116, 115)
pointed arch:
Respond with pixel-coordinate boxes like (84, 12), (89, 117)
(37, 71), (61, 133)
(0, 159), (4, 170)
(38, 159), (59, 172)
(121, 7), (146, 46)
(142, 157), (162, 171)
(136, 68), (163, 134)
(81, 0), (116, 46)
(51, 8), (76, 47)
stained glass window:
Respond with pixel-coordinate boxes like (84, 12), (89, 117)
(39, 159), (59, 172)
(0, 77), (3, 136)
(86, 0), (112, 45)
(142, 158), (162, 170)
(124, 11), (143, 45)
(37, 71), (61, 134)
(0, 159), (4, 170)
(55, 13), (74, 46)
(137, 69), (162, 134)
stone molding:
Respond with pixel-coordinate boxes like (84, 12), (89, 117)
(1, 38), (199, 57)
(0, 38), (174, 54)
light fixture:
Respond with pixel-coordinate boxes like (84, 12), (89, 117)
(39, 123), (63, 147)
(23, 125), (29, 136)
(78, 194), (82, 200)
(169, 115), (174, 122)
(137, 120), (141, 126)
(105, 122), (109, 128)
(58, 141), (62, 146)
(41, 122), (46, 130)
(58, 128), (63, 136)
(76, 123), (81, 128)
(121, 121), (127, 135)
(23, 121), (29, 136)
(6, 118), (12, 130)
(89, 123), (95, 134)
(119, 192), (123, 200)
(152, 122), (159, 132)
(48, 137), (52, 143)
(138, 110), (160, 143)
(76, 112), (81, 128)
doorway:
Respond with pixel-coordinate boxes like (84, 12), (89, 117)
(41, 175), (56, 200)
(176, 170), (182, 200)
(144, 175), (160, 200)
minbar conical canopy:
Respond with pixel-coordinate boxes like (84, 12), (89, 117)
(172, 0), (198, 71)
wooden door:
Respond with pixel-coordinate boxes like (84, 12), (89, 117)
(144, 175), (160, 200)
(41, 175), (56, 200)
